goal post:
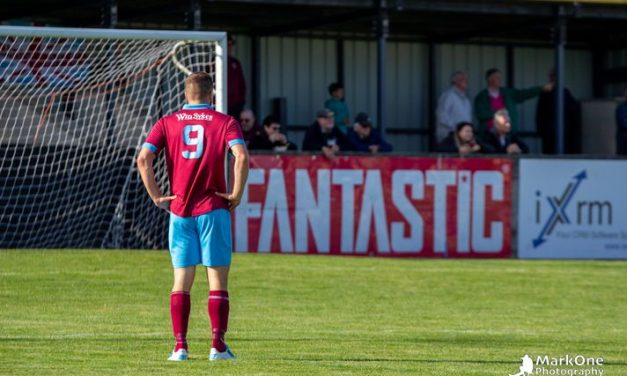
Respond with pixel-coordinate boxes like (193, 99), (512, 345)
(0, 26), (228, 248)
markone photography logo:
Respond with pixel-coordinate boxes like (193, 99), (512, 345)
(509, 354), (605, 376)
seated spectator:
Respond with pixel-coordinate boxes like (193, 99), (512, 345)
(324, 82), (350, 134)
(483, 109), (529, 154)
(302, 109), (352, 159)
(616, 86), (627, 155)
(248, 115), (297, 152)
(437, 121), (492, 155)
(239, 109), (261, 145)
(347, 112), (392, 153)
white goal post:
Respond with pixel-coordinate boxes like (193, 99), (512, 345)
(0, 26), (228, 248)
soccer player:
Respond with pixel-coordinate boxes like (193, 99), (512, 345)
(137, 72), (249, 362)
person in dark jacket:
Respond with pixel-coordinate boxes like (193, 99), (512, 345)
(248, 115), (297, 152)
(302, 109), (352, 159)
(347, 112), (392, 153)
(437, 121), (492, 155)
(226, 35), (246, 117)
(483, 109), (529, 154)
(536, 69), (581, 154)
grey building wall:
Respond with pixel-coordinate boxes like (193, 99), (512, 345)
(231, 36), (594, 152)
(606, 48), (627, 98)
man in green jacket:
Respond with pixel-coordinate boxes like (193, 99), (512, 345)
(474, 68), (553, 134)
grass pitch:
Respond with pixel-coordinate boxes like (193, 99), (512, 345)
(0, 250), (625, 375)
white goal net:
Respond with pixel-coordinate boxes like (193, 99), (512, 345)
(0, 26), (227, 248)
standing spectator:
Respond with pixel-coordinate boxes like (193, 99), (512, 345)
(347, 112), (392, 153)
(475, 68), (553, 134)
(324, 82), (350, 134)
(536, 69), (581, 154)
(302, 109), (352, 159)
(483, 109), (529, 154)
(437, 121), (492, 155)
(248, 115), (297, 152)
(436, 71), (472, 142)
(226, 35), (246, 118)
(617, 86), (627, 155)
(238, 109), (260, 145)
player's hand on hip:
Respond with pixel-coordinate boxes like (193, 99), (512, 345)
(154, 195), (176, 212)
(215, 192), (241, 210)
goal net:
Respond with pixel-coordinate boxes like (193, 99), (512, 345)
(0, 26), (227, 248)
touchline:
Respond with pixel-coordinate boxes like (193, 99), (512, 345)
(535, 355), (604, 367)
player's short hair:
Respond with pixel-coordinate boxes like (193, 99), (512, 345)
(328, 82), (344, 95)
(185, 72), (213, 100)
(485, 68), (500, 80)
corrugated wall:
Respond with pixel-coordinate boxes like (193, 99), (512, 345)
(515, 47), (592, 133)
(434, 44), (508, 108)
(258, 37), (337, 126)
(231, 36), (594, 152)
(344, 40), (428, 151)
(606, 48), (627, 97)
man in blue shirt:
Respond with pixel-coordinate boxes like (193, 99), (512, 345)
(347, 113), (392, 153)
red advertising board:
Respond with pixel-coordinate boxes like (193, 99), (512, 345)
(233, 155), (512, 258)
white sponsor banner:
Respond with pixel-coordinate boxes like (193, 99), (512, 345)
(518, 159), (627, 259)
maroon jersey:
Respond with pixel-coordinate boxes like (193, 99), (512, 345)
(143, 104), (245, 217)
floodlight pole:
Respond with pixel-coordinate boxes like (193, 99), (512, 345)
(376, 0), (388, 135)
(554, 5), (566, 154)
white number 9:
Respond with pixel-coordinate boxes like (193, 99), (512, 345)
(182, 125), (204, 159)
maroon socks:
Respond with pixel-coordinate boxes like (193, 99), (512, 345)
(208, 290), (230, 352)
(170, 291), (191, 351)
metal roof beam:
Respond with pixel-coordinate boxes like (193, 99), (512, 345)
(251, 8), (376, 36)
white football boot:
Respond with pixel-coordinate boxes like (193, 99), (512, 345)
(209, 346), (236, 361)
(167, 348), (189, 361)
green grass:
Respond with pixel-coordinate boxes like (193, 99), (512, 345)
(0, 251), (625, 375)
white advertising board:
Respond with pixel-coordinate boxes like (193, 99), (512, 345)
(518, 159), (627, 259)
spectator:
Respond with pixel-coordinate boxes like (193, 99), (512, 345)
(324, 82), (350, 134)
(536, 69), (581, 154)
(347, 112), (392, 153)
(437, 121), (492, 155)
(483, 109), (529, 154)
(436, 71), (472, 142)
(248, 115), (297, 152)
(238, 109), (261, 145)
(475, 68), (553, 134)
(227, 35), (246, 118)
(617, 86), (627, 155)
(302, 109), (352, 159)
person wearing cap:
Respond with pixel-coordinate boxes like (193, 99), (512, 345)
(347, 112), (392, 153)
(474, 67), (553, 135)
(302, 109), (352, 158)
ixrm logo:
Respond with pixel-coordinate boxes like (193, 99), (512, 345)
(533, 170), (613, 248)
(509, 354), (605, 376)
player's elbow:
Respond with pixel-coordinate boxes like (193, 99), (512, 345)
(136, 153), (151, 171)
(234, 148), (249, 165)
